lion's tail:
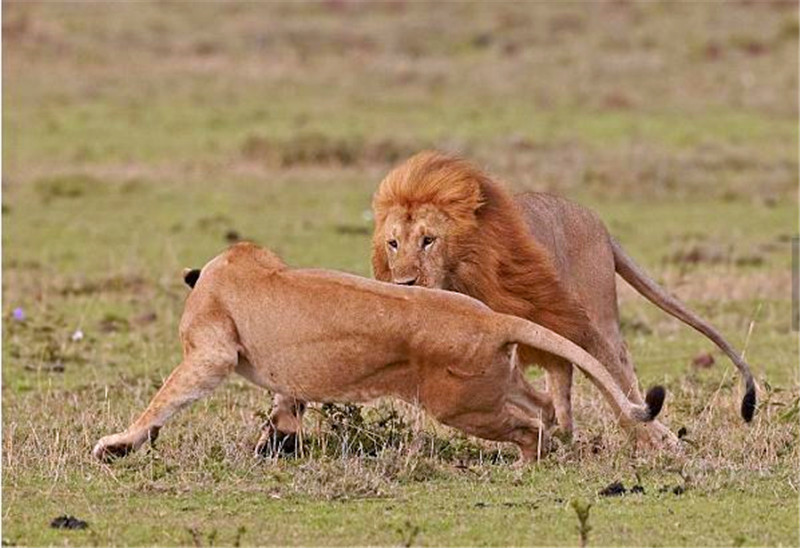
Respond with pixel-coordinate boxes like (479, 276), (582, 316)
(611, 237), (757, 422)
(182, 268), (201, 289)
(504, 316), (664, 423)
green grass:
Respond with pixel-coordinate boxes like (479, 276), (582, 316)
(5, 469), (797, 547)
(3, 2), (798, 546)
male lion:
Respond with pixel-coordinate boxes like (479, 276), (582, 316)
(92, 242), (664, 463)
(365, 150), (757, 448)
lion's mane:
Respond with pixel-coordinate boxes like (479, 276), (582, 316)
(371, 151), (591, 346)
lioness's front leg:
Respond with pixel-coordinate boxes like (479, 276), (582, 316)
(93, 352), (235, 461)
(255, 394), (306, 456)
(442, 391), (550, 465)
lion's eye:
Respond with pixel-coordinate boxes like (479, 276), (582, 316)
(388, 239), (398, 250)
(421, 236), (436, 249)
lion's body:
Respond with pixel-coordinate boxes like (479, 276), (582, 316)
(368, 151), (756, 447)
(514, 192), (619, 343)
(512, 192), (647, 433)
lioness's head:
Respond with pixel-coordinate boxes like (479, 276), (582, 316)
(371, 151), (487, 289)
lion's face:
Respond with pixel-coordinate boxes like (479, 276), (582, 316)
(377, 205), (453, 288)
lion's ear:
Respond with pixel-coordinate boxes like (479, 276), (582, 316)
(371, 236), (392, 281)
(443, 176), (485, 229)
(469, 177), (488, 212)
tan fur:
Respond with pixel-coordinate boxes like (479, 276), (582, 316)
(364, 151), (757, 448)
(92, 242), (659, 463)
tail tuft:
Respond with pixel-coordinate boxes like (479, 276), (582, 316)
(183, 268), (201, 288)
(741, 384), (756, 422)
(644, 385), (666, 421)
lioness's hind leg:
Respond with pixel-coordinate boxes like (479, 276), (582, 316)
(255, 394), (306, 457)
(92, 351), (236, 461)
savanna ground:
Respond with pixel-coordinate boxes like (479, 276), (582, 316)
(2, 2), (798, 546)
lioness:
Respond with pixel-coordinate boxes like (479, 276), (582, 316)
(92, 242), (664, 462)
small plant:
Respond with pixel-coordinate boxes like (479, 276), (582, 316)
(33, 174), (103, 202)
(187, 527), (202, 548)
(570, 498), (592, 548)
(396, 520), (421, 548)
(732, 533), (748, 547)
(233, 526), (246, 548)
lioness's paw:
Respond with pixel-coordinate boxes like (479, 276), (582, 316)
(254, 425), (299, 458)
(92, 434), (134, 462)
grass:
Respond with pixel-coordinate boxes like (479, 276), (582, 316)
(3, 2), (798, 546)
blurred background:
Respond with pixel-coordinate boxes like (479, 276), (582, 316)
(2, 3), (798, 545)
(4, 2), (797, 273)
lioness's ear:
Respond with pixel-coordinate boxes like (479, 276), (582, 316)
(371, 235), (392, 281)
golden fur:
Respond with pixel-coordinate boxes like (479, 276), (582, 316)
(371, 151), (590, 345)
(93, 242), (663, 463)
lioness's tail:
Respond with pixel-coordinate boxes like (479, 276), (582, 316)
(182, 268), (201, 289)
(504, 316), (665, 423)
(611, 238), (757, 422)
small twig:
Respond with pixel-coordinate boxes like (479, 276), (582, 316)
(740, 302), (762, 363)
(536, 410), (542, 465)
(699, 302), (762, 422)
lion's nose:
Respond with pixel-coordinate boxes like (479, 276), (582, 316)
(396, 277), (417, 286)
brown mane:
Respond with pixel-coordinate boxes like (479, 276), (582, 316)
(372, 150), (591, 346)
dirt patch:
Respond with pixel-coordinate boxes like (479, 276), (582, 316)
(241, 133), (423, 168)
(133, 311), (158, 327)
(333, 224), (370, 236)
(665, 243), (765, 268)
(50, 515), (88, 530)
(34, 174), (104, 202)
(57, 274), (149, 297)
(658, 485), (686, 495)
(692, 352), (716, 369)
(598, 481), (646, 497)
(98, 313), (130, 334)
(598, 481), (627, 497)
